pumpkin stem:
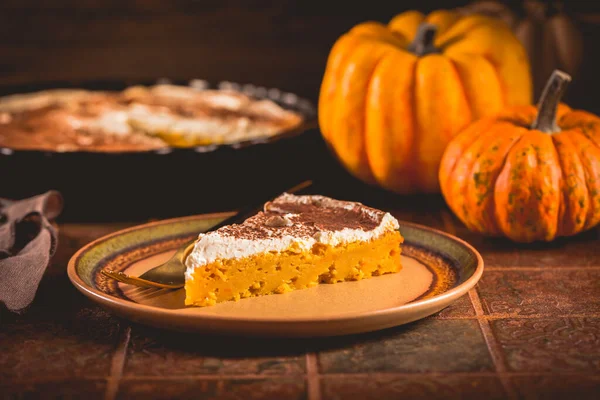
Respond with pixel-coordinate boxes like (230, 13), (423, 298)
(531, 70), (572, 133)
(408, 23), (439, 56)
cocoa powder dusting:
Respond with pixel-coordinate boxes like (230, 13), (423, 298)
(216, 194), (385, 240)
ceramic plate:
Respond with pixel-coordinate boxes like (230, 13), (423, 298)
(68, 214), (483, 337)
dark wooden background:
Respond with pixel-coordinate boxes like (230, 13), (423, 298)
(1, 0), (600, 110)
(2, 4), (600, 399)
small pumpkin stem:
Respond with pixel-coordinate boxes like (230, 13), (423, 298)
(531, 70), (572, 133)
(408, 23), (439, 56)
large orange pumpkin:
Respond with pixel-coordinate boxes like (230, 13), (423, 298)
(440, 70), (600, 243)
(319, 10), (532, 193)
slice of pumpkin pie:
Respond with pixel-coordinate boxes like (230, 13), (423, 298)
(184, 194), (403, 307)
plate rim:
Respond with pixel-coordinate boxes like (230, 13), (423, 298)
(67, 213), (484, 325)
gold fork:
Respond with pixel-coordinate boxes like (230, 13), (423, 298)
(101, 240), (194, 289)
(101, 180), (312, 289)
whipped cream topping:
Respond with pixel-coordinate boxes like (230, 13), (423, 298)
(185, 194), (399, 280)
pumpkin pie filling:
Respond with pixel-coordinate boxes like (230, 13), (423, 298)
(184, 194), (403, 307)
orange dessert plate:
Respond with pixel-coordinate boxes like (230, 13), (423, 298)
(68, 213), (483, 337)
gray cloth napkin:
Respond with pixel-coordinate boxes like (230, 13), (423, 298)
(0, 191), (63, 313)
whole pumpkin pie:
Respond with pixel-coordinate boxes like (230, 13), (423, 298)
(0, 85), (303, 152)
(184, 194), (403, 307)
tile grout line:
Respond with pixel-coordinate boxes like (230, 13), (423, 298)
(469, 289), (517, 400)
(468, 290), (501, 369)
(439, 213), (517, 399)
(442, 210), (508, 374)
(104, 326), (131, 400)
(433, 313), (600, 320)
(9, 369), (598, 385)
(305, 352), (321, 400)
(485, 266), (600, 270)
(439, 211), (600, 271)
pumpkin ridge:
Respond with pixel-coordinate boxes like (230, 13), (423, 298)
(446, 52), (509, 107)
(480, 53), (512, 106)
(319, 34), (361, 143)
(330, 41), (394, 184)
(446, 21), (533, 106)
(406, 55), (419, 192)
(434, 16), (490, 48)
(483, 54), (506, 108)
(365, 51), (417, 192)
(533, 133), (562, 241)
(436, 17), (510, 50)
(468, 123), (525, 235)
(349, 21), (408, 48)
(443, 126), (484, 221)
(424, 9), (461, 36)
(439, 118), (496, 201)
(388, 10), (425, 41)
(414, 54), (471, 192)
(492, 132), (553, 241)
(350, 26), (409, 50)
(447, 57), (479, 123)
(568, 130), (600, 231)
(447, 53), (504, 119)
(359, 50), (396, 183)
(450, 126), (505, 231)
(568, 114), (600, 150)
(551, 133), (589, 236)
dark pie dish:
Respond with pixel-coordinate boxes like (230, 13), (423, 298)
(0, 79), (320, 221)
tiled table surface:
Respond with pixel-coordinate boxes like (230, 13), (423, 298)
(1, 197), (600, 400)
